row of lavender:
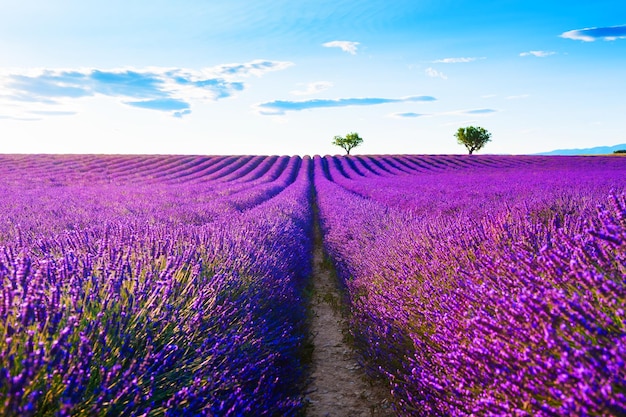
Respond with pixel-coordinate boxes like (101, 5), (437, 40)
(0, 155), (302, 244)
(0, 155), (312, 415)
(3, 152), (625, 415)
(314, 155), (626, 416)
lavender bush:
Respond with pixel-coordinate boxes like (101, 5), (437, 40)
(314, 154), (626, 416)
(1, 152), (625, 415)
(0, 155), (312, 416)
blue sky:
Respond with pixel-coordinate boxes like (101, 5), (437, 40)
(1, 0), (625, 155)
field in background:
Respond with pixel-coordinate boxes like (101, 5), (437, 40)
(1, 154), (624, 416)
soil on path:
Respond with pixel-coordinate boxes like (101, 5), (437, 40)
(305, 219), (394, 417)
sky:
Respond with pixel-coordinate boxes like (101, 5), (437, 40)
(0, 0), (625, 156)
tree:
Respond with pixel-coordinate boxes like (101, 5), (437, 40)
(455, 126), (492, 155)
(332, 132), (363, 155)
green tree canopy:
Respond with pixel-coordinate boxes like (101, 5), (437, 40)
(332, 132), (363, 155)
(455, 126), (492, 155)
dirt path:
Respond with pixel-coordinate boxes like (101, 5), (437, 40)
(306, 218), (394, 417)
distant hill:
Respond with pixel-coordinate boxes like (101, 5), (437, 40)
(536, 144), (626, 155)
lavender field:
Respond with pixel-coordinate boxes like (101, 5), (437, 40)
(1, 154), (625, 416)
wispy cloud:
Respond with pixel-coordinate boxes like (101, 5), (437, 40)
(560, 24), (626, 41)
(173, 109), (192, 118)
(520, 50), (556, 57)
(391, 112), (427, 118)
(463, 108), (497, 114)
(124, 98), (190, 111)
(425, 67), (447, 79)
(256, 95), (436, 115)
(322, 40), (360, 55)
(432, 57), (485, 63)
(290, 81), (333, 96)
(390, 108), (497, 118)
(0, 60), (292, 118)
(208, 60), (293, 77)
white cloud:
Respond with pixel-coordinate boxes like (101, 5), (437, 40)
(432, 57), (485, 63)
(425, 67), (447, 79)
(256, 95), (436, 116)
(390, 108), (497, 119)
(0, 60), (293, 119)
(442, 108), (497, 117)
(506, 94), (530, 100)
(520, 50), (556, 57)
(390, 112), (429, 118)
(290, 81), (333, 96)
(322, 40), (360, 55)
(560, 25), (626, 42)
(206, 60), (294, 78)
